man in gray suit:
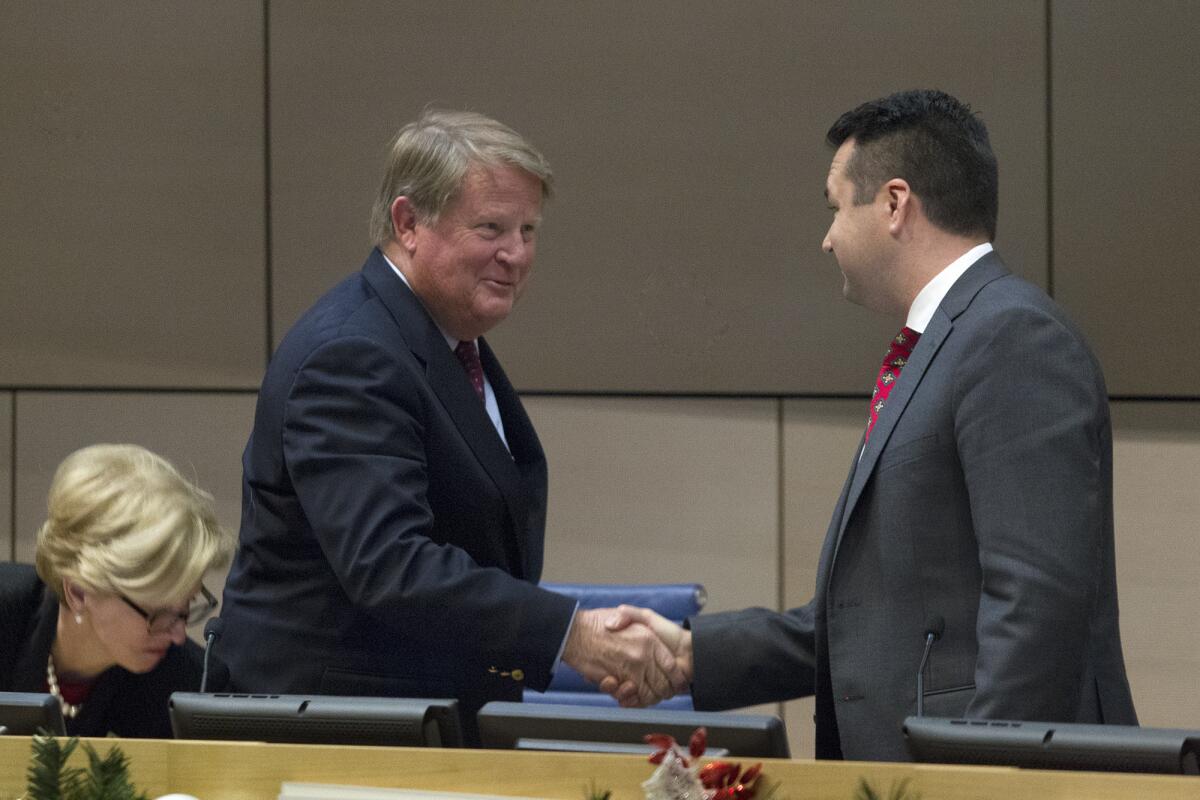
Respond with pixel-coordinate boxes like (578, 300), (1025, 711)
(605, 89), (1137, 761)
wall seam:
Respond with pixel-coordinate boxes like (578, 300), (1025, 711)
(775, 397), (787, 722)
(0, 387), (259, 395)
(263, 0), (274, 366)
(776, 398), (786, 614)
(1045, 0), (1055, 297)
(10, 392), (17, 561)
(0, 387), (1195, 403)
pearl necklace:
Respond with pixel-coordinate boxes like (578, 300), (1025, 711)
(46, 654), (82, 719)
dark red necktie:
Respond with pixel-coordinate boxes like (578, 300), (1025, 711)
(454, 340), (485, 402)
(865, 326), (920, 443)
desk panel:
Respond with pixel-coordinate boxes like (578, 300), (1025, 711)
(2, 738), (1198, 800)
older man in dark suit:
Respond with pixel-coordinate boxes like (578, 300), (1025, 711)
(216, 111), (684, 741)
(606, 90), (1137, 761)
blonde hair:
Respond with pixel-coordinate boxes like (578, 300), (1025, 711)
(35, 444), (233, 607)
(368, 108), (554, 245)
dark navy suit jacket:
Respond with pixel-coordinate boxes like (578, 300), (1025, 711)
(689, 253), (1137, 760)
(216, 249), (575, 716)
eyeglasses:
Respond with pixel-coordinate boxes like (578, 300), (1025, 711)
(120, 585), (218, 634)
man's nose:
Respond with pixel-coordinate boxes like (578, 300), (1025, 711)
(497, 232), (531, 265)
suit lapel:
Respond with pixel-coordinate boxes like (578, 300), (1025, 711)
(840, 315), (949, 530)
(830, 253), (1011, 559)
(360, 251), (527, 559)
(479, 337), (546, 577)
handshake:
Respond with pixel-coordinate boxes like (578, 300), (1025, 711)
(560, 605), (695, 707)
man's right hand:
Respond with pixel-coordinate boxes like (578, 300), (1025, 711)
(561, 607), (689, 707)
(597, 604), (693, 707)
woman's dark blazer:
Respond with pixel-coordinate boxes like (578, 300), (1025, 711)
(0, 562), (203, 738)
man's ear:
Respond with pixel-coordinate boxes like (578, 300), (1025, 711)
(390, 196), (421, 254)
(884, 178), (915, 233)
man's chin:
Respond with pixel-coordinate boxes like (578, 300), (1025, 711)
(472, 300), (515, 330)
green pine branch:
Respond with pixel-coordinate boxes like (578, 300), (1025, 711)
(80, 743), (149, 800)
(582, 777), (612, 800)
(25, 735), (147, 800)
(855, 777), (920, 800)
(26, 734), (84, 800)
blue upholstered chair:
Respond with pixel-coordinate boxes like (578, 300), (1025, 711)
(524, 582), (707, 710)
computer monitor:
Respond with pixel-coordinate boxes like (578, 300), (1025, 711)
(0, 692), (67, 736)
(477, 701), (790, 758)
(169, 693), (463, 748)
(904, 716), (1200, 774)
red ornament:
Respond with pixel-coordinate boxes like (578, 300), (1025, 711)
(644, 727), (768, 800)
(644, 732), (690, 767)
(699, 758), (764, 799)
(689, 727), (707, 758)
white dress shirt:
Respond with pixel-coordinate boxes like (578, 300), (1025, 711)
(905, 242), (994, 333)
(859, 241), (994, 462)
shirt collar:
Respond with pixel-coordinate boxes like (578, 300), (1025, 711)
(905, 242), (993, 333)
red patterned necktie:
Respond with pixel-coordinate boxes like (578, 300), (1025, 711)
(454, 339), (485, 402)
(865, 326), (920, 443)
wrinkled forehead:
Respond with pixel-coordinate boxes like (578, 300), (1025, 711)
(460, 162), (543, 203)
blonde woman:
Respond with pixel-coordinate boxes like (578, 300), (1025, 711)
(0, 444), (232, 737)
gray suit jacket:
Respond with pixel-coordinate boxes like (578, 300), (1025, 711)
(690, 253), (1137, 761)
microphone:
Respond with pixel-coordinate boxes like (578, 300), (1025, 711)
(200, 617), (224, 693)
(915, 615), (944, 718)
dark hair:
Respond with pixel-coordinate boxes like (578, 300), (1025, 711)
(826, 89), (998, 240)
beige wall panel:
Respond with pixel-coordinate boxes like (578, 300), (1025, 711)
(1110, 402), (1200, 728)
(1051, 2), (1200, 395)
(525, 396), (778, 615)
(781, 399), (867, 758)
(12, 393), (255, 614)
(0, 2), (265, 388)
(270, 2), (1045, 393)
(1, 394), (11, 560)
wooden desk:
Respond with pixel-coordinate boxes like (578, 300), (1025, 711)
(1, 737), (1197, 800)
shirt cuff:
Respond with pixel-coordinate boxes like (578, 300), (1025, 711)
(550, 600), (581, 677)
